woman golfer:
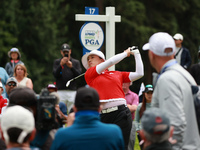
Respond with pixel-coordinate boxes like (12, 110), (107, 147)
(81, 47), (144, 150)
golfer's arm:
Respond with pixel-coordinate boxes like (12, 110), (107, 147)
(96, 52), (127, 74)
(129, 53), (144, 81)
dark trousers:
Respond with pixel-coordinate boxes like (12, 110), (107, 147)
(100, 105), (132, 150)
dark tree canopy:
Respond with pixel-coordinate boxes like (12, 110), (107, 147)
(1, 0), (200, 93)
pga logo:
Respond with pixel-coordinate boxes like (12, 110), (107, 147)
(80, 22), (104, 51)
(85, 39), (100, 45)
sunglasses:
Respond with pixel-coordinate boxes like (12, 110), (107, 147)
(8, 83), (17, 87)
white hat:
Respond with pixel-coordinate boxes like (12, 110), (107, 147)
(0, 82), (3, 88)
(142, 32), (175, 56)
(1, 105), (35, 144)
(8, 47), (21, 58)
(81, 50), (105, 69)
(6, 77), (17, 85)
(173, 33), (183, 40)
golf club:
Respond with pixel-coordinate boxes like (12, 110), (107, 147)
(66, 73), (85, 87)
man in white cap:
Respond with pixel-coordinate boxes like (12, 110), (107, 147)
(143, 32), (200, 150)
(0, 105), (35, 149)
(173, 33), (191, 70)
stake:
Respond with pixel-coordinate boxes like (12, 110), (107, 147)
(66, 73), (85, 87)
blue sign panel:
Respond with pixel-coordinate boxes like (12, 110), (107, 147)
(85, 7), (99, 15)
(80, 7), (104, 55)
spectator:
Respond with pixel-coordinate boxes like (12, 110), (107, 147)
(8, 87), (55, 150)
(47, 84), (68, 116)
(5, 47), (24, 77)
(173, 33), (191, 70)
(189, 49), (200, 85)
(5, 77), (18, 99)
(81, 48), (144, 150)
(0, 82), (8, 117)
(49, 91), (68, 126)
(135, 84), (153, 149)
(142, 32), (200, 149)
(13, 64), (33, 89)
(0, 105), (35, 150)
(51, 87), (124, 150)
(53, 43), (82, 111)
(122, 82), (139, 150)
(140, 108), (173, 150)
(0, 67), (9, 98)
(47, 84), (58, 93)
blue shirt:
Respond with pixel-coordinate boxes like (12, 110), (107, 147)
(51, 110), (124, 150)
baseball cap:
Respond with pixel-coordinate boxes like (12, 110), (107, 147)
(141, 108), (170, 135)
(61, 43), (70, 51)
(1, 105), (35, 144)
(173, 33), (183, 40)
(144, 84), (153, 93)
(8, 47), (21, 58)
(0, 82), (3, 88)
(47, 84), (57, 91)
(142, 32), (175, 56)
(9, 87), (37, 107)
(75, 87), (100, 110)
(81, 50), (105, 69)
(6, 77), (17, 85)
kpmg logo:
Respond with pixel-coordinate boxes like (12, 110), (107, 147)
(80, 22), (104, 51)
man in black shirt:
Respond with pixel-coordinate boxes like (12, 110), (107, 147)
(53, 43), (82, 112)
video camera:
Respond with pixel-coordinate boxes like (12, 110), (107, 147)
(36, 88), (65, 130)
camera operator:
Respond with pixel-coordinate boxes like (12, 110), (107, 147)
(8, 87), (66, 150)
(53, 43), (82, 112)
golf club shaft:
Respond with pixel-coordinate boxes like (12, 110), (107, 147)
(66, 73), (85, 87)
(72, 73), (85, 81)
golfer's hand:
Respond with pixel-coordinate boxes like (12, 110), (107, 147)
(124, 48), (131, 57)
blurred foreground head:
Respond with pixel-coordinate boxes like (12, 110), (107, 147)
(9, 87), (37, 116)
(74, 87), (100, 111)
(1, 105), (35, 145)
(141, 108), (171, 143)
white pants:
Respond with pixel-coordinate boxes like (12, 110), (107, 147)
(57, 90), (76, 113)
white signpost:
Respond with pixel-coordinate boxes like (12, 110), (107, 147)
(76, 7), (121, 71)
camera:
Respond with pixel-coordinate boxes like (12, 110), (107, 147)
(36, 88), (65, 130)
(64, 53), (68, 57)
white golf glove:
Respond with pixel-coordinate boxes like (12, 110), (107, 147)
(130, 46), (140, 55)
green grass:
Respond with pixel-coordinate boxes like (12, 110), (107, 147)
(134, 132), (141, 150)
